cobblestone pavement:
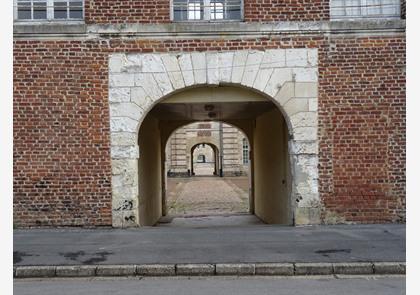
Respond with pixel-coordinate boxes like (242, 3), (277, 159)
(167, 176), (250, 216)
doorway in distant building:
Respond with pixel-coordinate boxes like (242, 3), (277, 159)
(164, 122), (251, 220)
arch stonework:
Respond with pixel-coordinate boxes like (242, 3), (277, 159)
(186, 137), (221, 154)
(109, 49), (319, 227)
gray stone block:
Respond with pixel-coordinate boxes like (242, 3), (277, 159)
(374, 262), (406, 274)
(215, 264), (255, 276)
(15, 266), (56, 278)
(55, 265), (97, 277)
(294, 263), (333, 275)
(176, 264), (215, 276)
(255, 263), (294, 276)
(137, 264), (176, 276)
(333, 263), (373, 275)
(96, 265), (136, 276)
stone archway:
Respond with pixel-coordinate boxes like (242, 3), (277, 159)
(109, 49), (319, 227)
(190, 142), (219, 176)
(186, 136), (221, 176)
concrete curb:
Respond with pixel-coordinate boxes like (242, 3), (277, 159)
(13, 262), (406, 278)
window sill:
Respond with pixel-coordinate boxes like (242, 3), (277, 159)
(171, 19), (243, 23)
(14, 21), (86, 35)
(14, 20), (85, 25)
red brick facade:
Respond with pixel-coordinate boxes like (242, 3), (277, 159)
(13, 1), (406, 227)
(244, 0), (329, 21)
(84, 0), (329, 23)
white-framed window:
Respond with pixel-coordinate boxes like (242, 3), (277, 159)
(14, 0), (84, 21)
(330, 0), (401, 19)
(172, 0), (242, 21)
(242, 138), (249, 165)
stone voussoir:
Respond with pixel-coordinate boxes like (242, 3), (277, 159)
(374, 262), (406, 274)
(215, 263), (255, 276)
(15, 266), (56, 278)
(137, 264), (176, 276)
(55, 265), (97, 277)
(294, 263), (333, 275)
(176, 264), (215, 276)
(96, 265), (136, 276)
(332, 262), (373, 275)
(255, 263), (294, 276)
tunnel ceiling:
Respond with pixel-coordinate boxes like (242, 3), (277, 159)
(149, 101), (276, 121)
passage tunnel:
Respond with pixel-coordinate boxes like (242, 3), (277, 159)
(137, 86), (291, 226)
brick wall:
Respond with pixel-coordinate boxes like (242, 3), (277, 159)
(13, 36), (405, 226)
(85, 0), (171, 24)
(319, 37), (406, 223)
(84, 0), (329, 23)
(244, 0), (329, 21)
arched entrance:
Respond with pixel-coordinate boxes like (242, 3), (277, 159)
(109, 49), (320, 227)
(190, 143), (219, 176)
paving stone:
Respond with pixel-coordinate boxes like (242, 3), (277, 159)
(255, 263), (294, 276)
(333, 263), (373, 275)
(294, 263), (333, 275)
(176, 264), (215, 276)
(137, 264), (176, 276)
(16, 266), (56, 278)
(215, 264), (255, 275)
(55, 265), (97, 277)
(96, 265), (136, 276)
(374, 262), (406, 274)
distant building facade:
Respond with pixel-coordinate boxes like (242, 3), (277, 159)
(166, 122), (249, 177)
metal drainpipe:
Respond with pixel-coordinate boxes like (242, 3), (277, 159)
(219, 122), (224, 177)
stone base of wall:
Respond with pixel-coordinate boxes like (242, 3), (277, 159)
(167, 172), (191, 178)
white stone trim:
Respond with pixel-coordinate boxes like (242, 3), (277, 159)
(109, 49), (319, 227)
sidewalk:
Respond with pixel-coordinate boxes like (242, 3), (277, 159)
(13, 223), (405, 277)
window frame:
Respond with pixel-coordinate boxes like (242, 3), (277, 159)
(170, 0), (244, 22)
(242, 138), (249, 165)
(14, 0), (85, 22)
(330, 0), (401, 20)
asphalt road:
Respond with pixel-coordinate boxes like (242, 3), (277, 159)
(14, 276), (406, 295)
(14, 224), (405, 265)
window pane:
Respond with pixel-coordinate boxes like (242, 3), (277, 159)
(210, 1), (224, 20)
(33, 1), (47, 19)
(173, 0), (203, 21)
(346, 0), (361, 16)
(366, 0), (382, 15)
(173, 0), (241, 21)
(381, 0), (399, 15)
(54, 1), (68, 19)
(226, 0), (241, 20)
(69, 1), (83, 19)
(17, 1), (31, 20)
(173, 0), (187, 21)
(188, 1), (203, 20)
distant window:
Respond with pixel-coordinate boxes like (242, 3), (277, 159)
(14, 0), (84, 21)
(330, 0), (401, 19)
(242, 138), (249, 165)
(173, 0), (242, 21)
